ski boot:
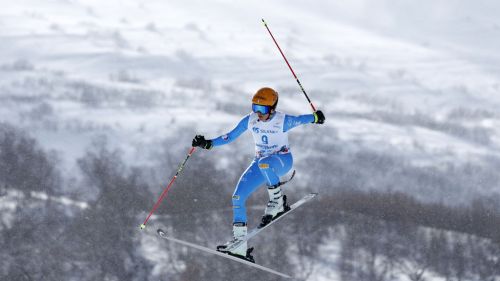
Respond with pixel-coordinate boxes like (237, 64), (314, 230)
(259, 184), (291, 228)
(216, 222), (255, 263)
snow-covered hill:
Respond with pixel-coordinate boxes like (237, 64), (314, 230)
(2, 0), (499, 202)
(2, 1), (500, 200)
(2, 1), (500, 280)
(1, 0), (500, 229)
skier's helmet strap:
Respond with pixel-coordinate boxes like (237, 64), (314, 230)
(252, 87), (278, 109)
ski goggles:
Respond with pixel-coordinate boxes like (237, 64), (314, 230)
(252, 103), (271, 114)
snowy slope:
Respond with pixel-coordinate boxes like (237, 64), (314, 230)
(2, 1), (500, 280)
(1, 0), (500, 193)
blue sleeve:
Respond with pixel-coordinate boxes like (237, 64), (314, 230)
(283, 114), (315, 132)
(211, 115), (249, 147)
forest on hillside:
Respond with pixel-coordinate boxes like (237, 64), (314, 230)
(1, 123), (499, 281)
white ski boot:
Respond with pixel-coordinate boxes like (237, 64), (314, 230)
(216, 223), (254, 262)
(260, 184), (290, 227)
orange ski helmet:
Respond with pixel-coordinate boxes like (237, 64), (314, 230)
(252, 87), (278, 109)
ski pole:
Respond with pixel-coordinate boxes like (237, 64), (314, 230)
(140, 146), (197, 229)
(261, 18), (317, 112)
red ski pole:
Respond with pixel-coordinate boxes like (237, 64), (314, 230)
(262, 18), (317, 112)
(140, 147), (197, 229)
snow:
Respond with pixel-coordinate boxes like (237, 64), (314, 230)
(0, 189), (87, 229)
(31, 191), (88, 209)
(308, 239), (342, 281)
(1, 0), (500, 280)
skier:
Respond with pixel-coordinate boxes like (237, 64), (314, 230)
(192, 87), (325, 262)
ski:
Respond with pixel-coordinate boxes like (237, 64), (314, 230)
(157, 229), (292, 279)
(224, 192), (318, 252)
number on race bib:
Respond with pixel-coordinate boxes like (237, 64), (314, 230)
(262, 135), (268, 144)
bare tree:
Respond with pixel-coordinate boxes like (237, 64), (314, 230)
(65, 137), (153, 281)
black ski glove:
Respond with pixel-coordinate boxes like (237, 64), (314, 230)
(192, 135), (213, 149)
(313, 110), (325, 124)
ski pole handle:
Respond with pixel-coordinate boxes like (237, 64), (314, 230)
(140, 147), (197, 229)
(262, 18), (317, 113)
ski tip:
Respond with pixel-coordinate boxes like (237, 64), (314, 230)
(139, 224), (146, 230)
(157, 229), (166, 236)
